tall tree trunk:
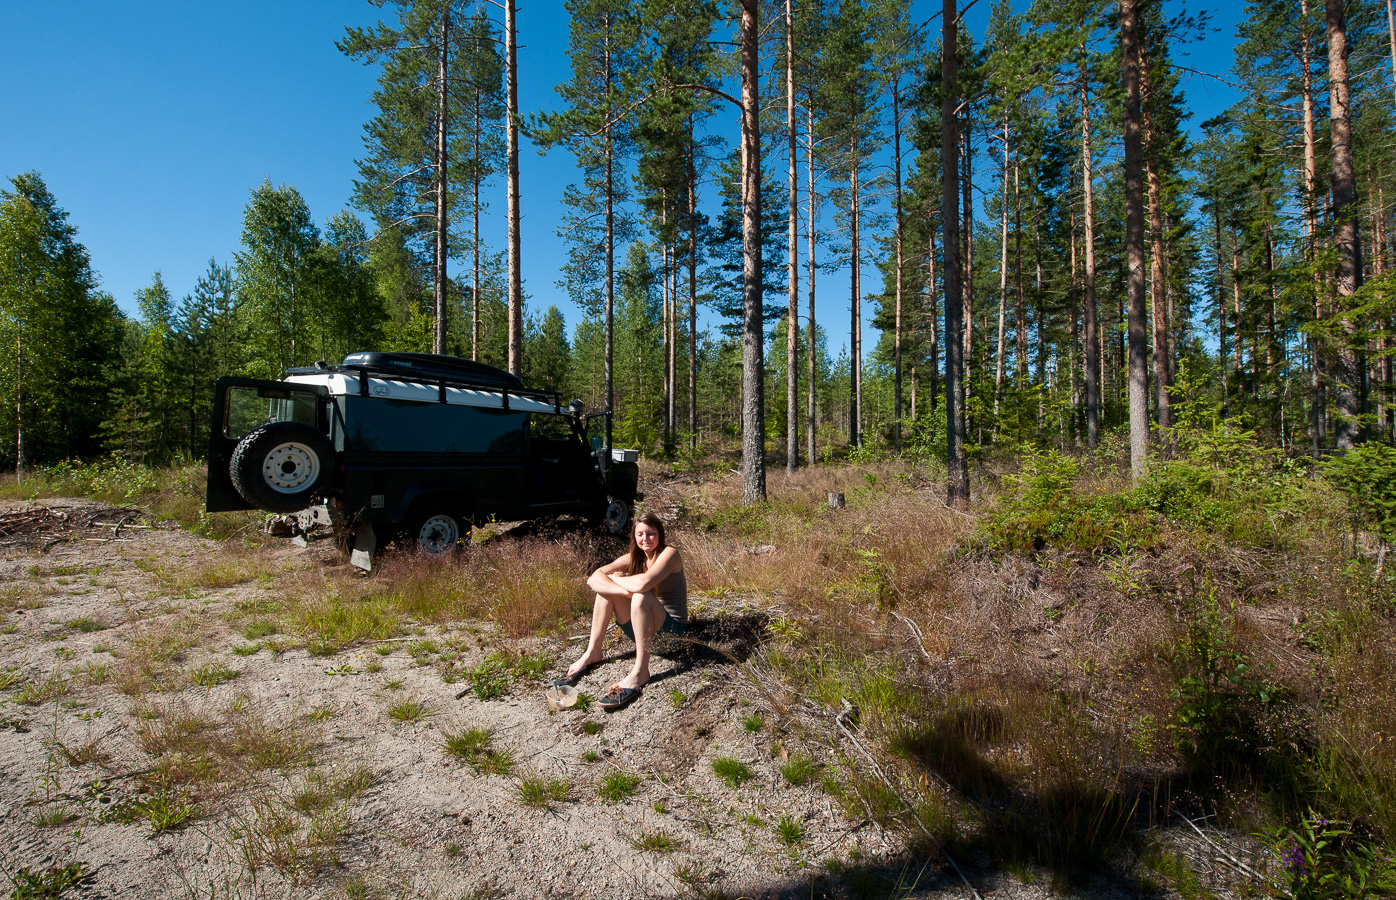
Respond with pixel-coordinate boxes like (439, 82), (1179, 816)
(434, 3), (450, 355)
(806, 102), (818, 463)
(786, 0), (799, 472)
(849, 162), (862, 449)
(604, 20), (616, 415)
(943, 0), (969, 507)
(1301, 0), (1323, 455)
(1141, 47), (1171, 430)
(1080, 47), (1100, 450)
(892, 77), (906, 452)
(1388, 0), (1396, 98)
(928, 226), (940, 414)
(505, 0), (523, 375)
(740, 0), (766, 504)
(1070, 204), (1081, 443)
(1121, 0), (1150, 476)
(472, 85), (482, 361)
(1214, 201), (1229, 418)
(1014, 157), (1026, 385)
(962, 110), (974, 427)
(994, 123), (1009, 419)
(687, 134), (698, 451)
(1327, 0), (1364, 449)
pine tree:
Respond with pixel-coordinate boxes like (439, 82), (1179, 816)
(340, 0), (504, 354)
(0, 172), (124, 471)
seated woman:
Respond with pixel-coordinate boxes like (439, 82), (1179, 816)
(559, 511), (686, 709)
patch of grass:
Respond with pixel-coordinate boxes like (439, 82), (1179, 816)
(781, 754), (818, 786)
(631, 830), (680, 852)
(6, 862), (87, 898)
(775, 814), (806, 845)
(291, 765), (377, 815)
(582, 750), (599, 763)
(13, 670), (69, 706)
(107, 788), (198, 834)
(670, 689), (686, 709)
(243, 620), (277, 640)
(583, 721), (602, 736)
(387, 697), (435, 723)
(232, 643), (262, 656)
(742, 713), (764, 733)
(65, 616), (108, 633)
(382, 679), (402, 691)
(306, 705), (338, 721)
(190, 664), (238, 687)
(514, 776), (571, 810)
(0, 668), (21, 690)
(598, 771), (641, 803)
(712, 756), (755, 788)
(443, 727), (515, 776)
(573, 691), (594, 712)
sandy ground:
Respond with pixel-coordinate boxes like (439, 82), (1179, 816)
(0, 499), (1191, 900)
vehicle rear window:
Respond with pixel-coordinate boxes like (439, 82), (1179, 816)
(342, 398), (526, 454)
(223, 386), (319, 440)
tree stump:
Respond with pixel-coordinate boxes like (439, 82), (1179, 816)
(828, 492), (845, 509)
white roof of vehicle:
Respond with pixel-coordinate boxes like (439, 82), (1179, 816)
(285, 372), (563, 415)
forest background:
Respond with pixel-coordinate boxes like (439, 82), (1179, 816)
(0, 0), (1393, 483)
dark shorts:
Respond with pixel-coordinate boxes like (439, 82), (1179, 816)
(617, 614), (687, 641)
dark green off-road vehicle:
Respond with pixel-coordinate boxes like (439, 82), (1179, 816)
(205, 352), (639, 569)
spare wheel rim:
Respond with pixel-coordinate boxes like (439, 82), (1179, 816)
(418, 515), (460, 554)
(262, 442), (320, 493)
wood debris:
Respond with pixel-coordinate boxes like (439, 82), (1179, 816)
(0, 503), (154, 550)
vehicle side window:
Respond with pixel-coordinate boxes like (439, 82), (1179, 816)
(342, 398), (526, 454)
(529, 414), (574, 442)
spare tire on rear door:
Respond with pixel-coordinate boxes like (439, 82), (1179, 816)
(230, 421), (334, 513)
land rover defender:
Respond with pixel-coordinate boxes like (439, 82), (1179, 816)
(205, 352), (639, 569)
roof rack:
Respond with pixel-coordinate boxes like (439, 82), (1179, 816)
(284, 352), (565, 412)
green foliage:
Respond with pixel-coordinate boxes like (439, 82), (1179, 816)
(780, 754), (818, 786)
(514, 776), (571, 810)
(1324, 443), (1396, 540)
(711, 756), (754, 788)
(597, 771), (641, 803)
(1261, 811), (1396, 900)
(1168, 582), (1279, 772)
(982, 426), (1312, 556)
(6, 863), (86, 899)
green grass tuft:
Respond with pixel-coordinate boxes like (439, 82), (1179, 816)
(712, 756), (755, 788)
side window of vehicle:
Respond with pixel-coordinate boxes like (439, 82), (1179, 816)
(343, 398), (527, 454)
(529, 414), (573, 442)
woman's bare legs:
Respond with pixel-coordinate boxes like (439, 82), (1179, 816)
(615, 591), (663, 690)
(565, 570), (631, 680)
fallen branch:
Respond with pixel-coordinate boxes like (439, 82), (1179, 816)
(1177, 811), (1278, 890)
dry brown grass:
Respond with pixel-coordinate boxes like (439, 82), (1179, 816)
(132, 694), (315, 794)
(272, 534), (601, 654)
(116, 615), (208, 695)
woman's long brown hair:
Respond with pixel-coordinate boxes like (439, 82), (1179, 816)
(625, 511), (667, 575)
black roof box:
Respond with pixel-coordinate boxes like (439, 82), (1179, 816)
(341, 352), (524, 391)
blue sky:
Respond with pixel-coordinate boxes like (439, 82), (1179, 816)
(1, 0), (1240, 358)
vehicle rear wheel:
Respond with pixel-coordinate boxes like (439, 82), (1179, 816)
(230, 422), (334, 513)
(409, 507), (467, 555)
(601, 500), (631, 535)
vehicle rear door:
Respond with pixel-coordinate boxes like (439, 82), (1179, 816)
(206, 377), (330, 512)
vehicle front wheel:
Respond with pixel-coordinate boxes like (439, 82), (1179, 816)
(601, 500), (631, 535)
(230, 422), (334, 513)
(409, 508), (467, 555)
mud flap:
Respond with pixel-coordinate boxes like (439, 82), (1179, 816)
(350, 522), (377, 572)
